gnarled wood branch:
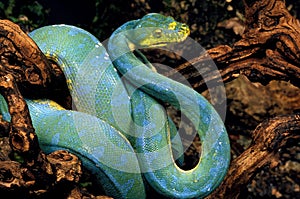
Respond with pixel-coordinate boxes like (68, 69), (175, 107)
(0, 0), (299, 197)
(169, 0), (300, 198)
(170, 0), (300, 92)
(207, 114), (300, 198)
(0, 20), (81, 197)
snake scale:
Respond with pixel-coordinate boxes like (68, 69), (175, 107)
(0, 13), (230, 198)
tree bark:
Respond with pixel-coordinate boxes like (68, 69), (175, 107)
(207, 114), (300, 198)
(0, 20), (81, 197)
(170, 0), (300, 92)
(0, 0), (299, 198)
(169, 0), (300, 198)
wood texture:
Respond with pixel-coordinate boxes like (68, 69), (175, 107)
(207, 114), (300, 198)
(0, 19), (81, 197)
(170, 0), (300, 198)
(171, 0), (300, 92)
(0, 0), (299, 197)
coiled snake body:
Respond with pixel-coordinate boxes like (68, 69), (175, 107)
(0, 13), (230, 198)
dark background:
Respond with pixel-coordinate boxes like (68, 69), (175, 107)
(0, 0), (299, 47)
(0, 0), (300, 198)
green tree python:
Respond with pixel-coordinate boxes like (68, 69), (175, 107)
(0, 13), (230, 198)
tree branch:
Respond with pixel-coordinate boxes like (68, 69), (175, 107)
(170, 0), (300, 92)
(207, 114), (300, 198)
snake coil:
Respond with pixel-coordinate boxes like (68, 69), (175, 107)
(0, 13), (230, 198)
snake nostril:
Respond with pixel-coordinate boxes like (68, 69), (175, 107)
(180, 26), (190, 35)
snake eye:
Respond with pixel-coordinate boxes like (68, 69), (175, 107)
(154, 29), (162, 38)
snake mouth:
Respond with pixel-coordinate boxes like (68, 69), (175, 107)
(179, 24), (190, 37)
(132, 29), (190, 48)
(128, 19), (190, 49)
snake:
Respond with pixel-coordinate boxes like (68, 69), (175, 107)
(0, 13), (230, 198)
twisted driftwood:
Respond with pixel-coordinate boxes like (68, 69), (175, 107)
(170, 0), (300, 198)
(171, 0), (300, 91)
(0, 20), (82, 198)
(0, 0), (299, 198)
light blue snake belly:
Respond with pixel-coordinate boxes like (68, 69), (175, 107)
(0, 18), (230, 198)
(27, 25), (183, 198)
(0, 94), (146, 198)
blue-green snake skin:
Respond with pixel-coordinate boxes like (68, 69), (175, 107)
(0, 13), (230, 198)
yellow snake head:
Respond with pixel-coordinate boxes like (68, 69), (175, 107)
(130, 13), (190, 48)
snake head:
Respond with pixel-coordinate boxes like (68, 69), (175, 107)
(130, 13), (190, 48)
